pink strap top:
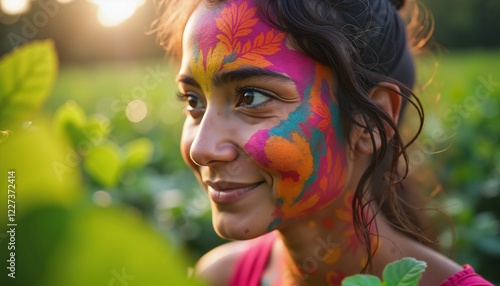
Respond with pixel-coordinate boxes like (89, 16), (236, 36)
(440, 265), (494, 286)
(229, 232), (494, 286)
(229, 232), (276, 286)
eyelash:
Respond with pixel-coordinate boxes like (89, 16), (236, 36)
(176, 91), (206, 116)
(176, 91), (189, 102)
(176, 86), (275, 115)
(235, 86), (274, 109)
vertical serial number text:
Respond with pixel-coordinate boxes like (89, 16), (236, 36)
(7, 170), (16, 279)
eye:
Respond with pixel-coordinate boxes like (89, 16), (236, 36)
(177, 92), (205, 109)
(237, 87), (273, 108)
(186, 94), (205, 110)
(177, 92), (206, 117)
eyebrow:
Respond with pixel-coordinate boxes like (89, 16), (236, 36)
(176, 67), (293, 89)
(213, 67), (293, 87)
(176, 74), (201, 89)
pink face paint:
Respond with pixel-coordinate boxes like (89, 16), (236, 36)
(188, 0), (347, 230)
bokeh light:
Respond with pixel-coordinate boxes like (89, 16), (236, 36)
(92, 190), (112, 207)
(126, 99), (148, 123)
(88, 0), (145, 27)
(1, 0), (30, 15)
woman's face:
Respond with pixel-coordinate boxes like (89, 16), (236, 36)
(177, 0), (349, 239)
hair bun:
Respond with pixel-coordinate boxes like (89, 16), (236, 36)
(389, 0), (405, 9)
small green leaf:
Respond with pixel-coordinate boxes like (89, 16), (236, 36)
(83, 141), (121, 188)
(342, 274), (382, 286)
(52, 100), (87, 144)
(83, 115), (111, 146)
(53, 101), (111, 154)
(382, 258), (427, 286)
(122, 138), (153, 169)
(0, 40), (58, 129)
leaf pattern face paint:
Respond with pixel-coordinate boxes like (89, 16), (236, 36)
(183, 0), (347, 232)
(189, 0), (286, 95)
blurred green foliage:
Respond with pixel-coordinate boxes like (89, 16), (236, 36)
(0, 41), (205, 286)
(416, 50), (500, 284)
(422, 0), (500, 49)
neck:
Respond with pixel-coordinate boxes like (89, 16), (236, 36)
(275, 191), (377, 285)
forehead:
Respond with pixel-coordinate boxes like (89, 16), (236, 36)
(185, 0), (272, 54)
(181, 0), (319, 86)
(182, 2), (222, 53)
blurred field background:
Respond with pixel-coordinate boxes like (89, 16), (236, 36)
(0, 0), (499, 285)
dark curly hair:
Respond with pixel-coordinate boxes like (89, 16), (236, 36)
(154, 0), (434, 272)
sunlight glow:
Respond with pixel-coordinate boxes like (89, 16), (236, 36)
(1, 0), (30, 15)
(89, 0), (145, 27)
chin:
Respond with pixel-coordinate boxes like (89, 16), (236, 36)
(212, 211), (270, 241)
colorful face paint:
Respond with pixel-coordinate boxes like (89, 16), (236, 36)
(334, 192), (378, 255)
(326, 271), (347, 286)
(186, 0), (347, 231)
(334, 192), (360, 253)
(189, 0), (286, 95)
(247, 63), (348, 231)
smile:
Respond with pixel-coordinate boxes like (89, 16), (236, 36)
(206, 181), (263, 204)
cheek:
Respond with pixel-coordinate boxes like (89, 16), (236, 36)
(245, 106), (346, 196)
(244, 72), (348, 228)
(245, 128), (314, 195)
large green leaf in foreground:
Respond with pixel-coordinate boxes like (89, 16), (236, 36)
(382, 257), (427, 286)
(0, 40), (57, 129)
(341, 258), (427, 286)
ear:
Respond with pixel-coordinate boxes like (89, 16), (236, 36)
(354, 82), (403, 155)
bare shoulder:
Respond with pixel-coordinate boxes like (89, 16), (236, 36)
(195, 240), (251, 286)
(381, 235), (463, 285)
(414, 243), (463, 286)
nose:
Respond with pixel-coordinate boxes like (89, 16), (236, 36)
(189, 108), (238, 167)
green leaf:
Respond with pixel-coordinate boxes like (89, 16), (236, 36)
(382, 258), (427, 286)
(53, 101), (111, 155)
(0, 40), (58, 129)
(52, 100), (87, 144)
(87, 115), (110, 134)
(83, 115), (111, 146)
(0, 119), (83, 217)
(37, 206), (205, 286)
(83, 141), (121, 188)
(342, 274), (382, 286)
(122, 138), (153, 169)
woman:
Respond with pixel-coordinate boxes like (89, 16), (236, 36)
(156, 0), (494, 285)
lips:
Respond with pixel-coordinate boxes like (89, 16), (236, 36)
(205, 181), (263, 204)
